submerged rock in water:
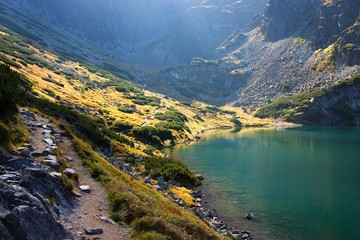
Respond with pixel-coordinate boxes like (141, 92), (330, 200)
(245, 212), (254, 220)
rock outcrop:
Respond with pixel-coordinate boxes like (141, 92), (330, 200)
(0, 149), (74, 240)
(294, 75), (360, 125)
(261, 0), (320, 42)
(145, 59), (250, 105)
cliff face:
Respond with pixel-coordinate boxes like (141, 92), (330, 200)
(314, 0), (360, 48)
(261, 0), (321, 42)
(0, 149), (74, 240)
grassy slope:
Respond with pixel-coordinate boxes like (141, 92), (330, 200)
(255, 74), (360, 123)
(0, 24), (272, 144)
(0, 112), (29, 151)
(67, 127), (224, 239)
(0, 23), (272, 239)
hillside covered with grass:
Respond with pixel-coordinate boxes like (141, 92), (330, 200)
(0, 21), (272, 239)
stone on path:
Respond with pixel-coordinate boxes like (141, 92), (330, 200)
(42, 147), (54, 156)
(42, 129), (52, 135)
(63, 168), (76, 176)
(43, 138), (54, 145)
(20, 149), (32, 158)
(43, 160), (60, 169)
(65, 156), (73, 162)
(46, 155), (57, 161)
(100, 216), (116, 225)
(50, 172), (62, 178)
(84, 227), (103, 235)
(79, 185), (91, 193)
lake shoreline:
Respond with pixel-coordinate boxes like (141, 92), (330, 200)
(167, 127), (360, 239)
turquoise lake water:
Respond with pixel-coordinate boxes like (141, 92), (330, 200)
(166, 128), (360, 239)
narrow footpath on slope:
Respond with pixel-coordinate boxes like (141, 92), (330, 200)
(23, 109), (131, 240)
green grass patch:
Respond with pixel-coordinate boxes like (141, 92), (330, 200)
(42, 77), (64, 87)
(0, 112), (29, 151)
(255, 89), (325, 119)
(0, 25), (51, 69)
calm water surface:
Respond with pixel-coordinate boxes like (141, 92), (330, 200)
(166, 128), (360, 240)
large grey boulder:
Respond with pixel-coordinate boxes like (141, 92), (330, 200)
(20, 168), (76, 215)
(1, 205), (73, 240)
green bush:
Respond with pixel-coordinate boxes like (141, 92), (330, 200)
(126, 93), (161, 107)
(144, 157), (200, 187)
(118, 105), (136, 113)
(42, 77), (64, 87)
(230, 117), (242, 128)
(155, 108), (189, 132)
(0, 64), (26, 113)
(0, 113), (29, 151)
(132, 126), (173, 147)
(111, 121), (133, 132)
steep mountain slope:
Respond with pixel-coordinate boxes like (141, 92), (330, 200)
(233, 0), (360, 107)
(147, 0), (359, 107)
(133, 0), (358, 108)
(1, 0), (359, 121)
(0, 15), (272, 240)
(3, 0), (267, 67)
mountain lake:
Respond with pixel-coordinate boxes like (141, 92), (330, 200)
(165, 127), (360, 240)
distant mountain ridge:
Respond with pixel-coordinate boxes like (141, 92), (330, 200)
(3, 0), (266, 67)
(1, 0), (359, 110)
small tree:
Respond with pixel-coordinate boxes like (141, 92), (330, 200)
(0, 64), (26, 113)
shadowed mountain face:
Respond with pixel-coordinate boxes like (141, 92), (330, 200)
(5, 0), (266, 67)
(1, 0), (359, 108)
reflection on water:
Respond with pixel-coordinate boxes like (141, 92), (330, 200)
(166, 128), (360, 240)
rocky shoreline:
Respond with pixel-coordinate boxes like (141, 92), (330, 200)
(102, 152), (254, 240)
(1, 108), (254, 239)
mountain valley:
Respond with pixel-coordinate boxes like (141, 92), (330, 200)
(0, 0), (359, 239)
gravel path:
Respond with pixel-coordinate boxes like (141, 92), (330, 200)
(26, 110), (131, 240)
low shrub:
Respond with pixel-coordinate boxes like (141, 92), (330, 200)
(0, 63), (27, 113)
(155, 108), (189, 132)
(118, 105), (136, 114)
(132, 126), (173, 147)
(144, 157), (200, 187)
(111, 121), (133, 132)
(255, 89), (325, 119)
(126, 93), (161, 107)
